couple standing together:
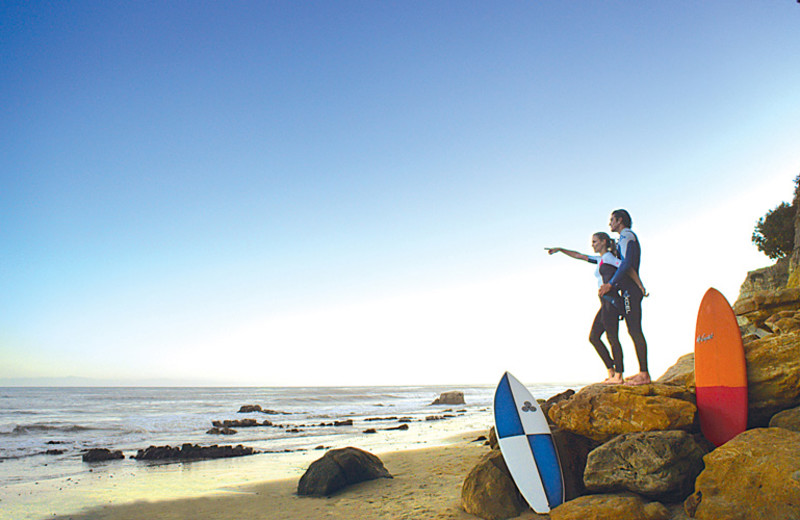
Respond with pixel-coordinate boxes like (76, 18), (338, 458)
(546, 209), (651, 386)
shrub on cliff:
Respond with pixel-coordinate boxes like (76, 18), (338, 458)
(752, 175), (799, 260)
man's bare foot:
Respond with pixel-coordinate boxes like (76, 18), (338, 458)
(624, 372), (651, 386)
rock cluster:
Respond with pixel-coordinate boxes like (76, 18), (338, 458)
(132, 443), (257, 461)
(460, 276), (800, 520)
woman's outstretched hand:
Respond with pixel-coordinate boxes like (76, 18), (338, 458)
(545, 247), (560, 255)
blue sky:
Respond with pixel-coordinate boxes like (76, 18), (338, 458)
(2, 1), (800, 386)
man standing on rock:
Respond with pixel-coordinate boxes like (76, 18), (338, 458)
(599, 209), (651, 385)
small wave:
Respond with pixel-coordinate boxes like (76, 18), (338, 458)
(2, 423), (99, 435)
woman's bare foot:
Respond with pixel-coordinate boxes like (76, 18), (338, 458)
(602, 372), (624, 385)
(624, 372), (652, 386)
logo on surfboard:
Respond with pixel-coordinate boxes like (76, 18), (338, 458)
(521, 401), (538, 412)
(696, 333), (714, 344)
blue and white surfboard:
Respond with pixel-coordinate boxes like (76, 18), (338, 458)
(493, 371), (564, 513)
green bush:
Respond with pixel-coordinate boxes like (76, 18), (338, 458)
(752, 175), (799, 259)
(752, 202), (795, 259)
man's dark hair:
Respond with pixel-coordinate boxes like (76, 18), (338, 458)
(612, 209), (632, 228)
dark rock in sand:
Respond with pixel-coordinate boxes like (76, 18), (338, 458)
(363, 428), (377, 434)
(365, 416), (399, 422)
(82, 448), (124, 462)
(584, 430), (708, 502)
(431, 391), (465, 405)
(384, 424), (409, 431)
(334, 419), (354, 427)
(45, 449), (65, 455)
(133, 443), (256, 461)
(297, 447), (392, 496)
(461, 449), (527, 520)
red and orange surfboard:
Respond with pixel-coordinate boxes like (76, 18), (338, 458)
(694, 287), (748, 446)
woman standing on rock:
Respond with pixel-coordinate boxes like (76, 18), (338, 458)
(546, 232), (630, 384)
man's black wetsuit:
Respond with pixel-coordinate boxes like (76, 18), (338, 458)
(608, 228), (648, 373)
(587, 252), (624, 374)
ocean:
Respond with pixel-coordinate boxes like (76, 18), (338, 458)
(0, 384), (576, 520)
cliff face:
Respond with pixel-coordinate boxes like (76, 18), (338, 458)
(738, 197), (800, 300)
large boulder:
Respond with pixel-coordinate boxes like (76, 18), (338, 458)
(583, 430), (708, 502)
(550, 493), (670, 520)
(744, 332), (800, 425)
(431, 391), (465, 405)
(769, 405), (800, 431)
(297, 447), (392, 496)
(685, 428), (800, 519)
(548, 384), (696, 443)
(656, 353), (695, 390)
(461, 449), (528, 520)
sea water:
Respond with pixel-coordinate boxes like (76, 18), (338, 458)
(0, 384), (577, 520)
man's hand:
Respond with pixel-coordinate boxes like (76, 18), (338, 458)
(599, 283), (613, 296)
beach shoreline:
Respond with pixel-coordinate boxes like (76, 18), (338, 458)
(45, 430), (529, 520)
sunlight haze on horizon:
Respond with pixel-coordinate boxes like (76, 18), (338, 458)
(3, 1), (800, 387)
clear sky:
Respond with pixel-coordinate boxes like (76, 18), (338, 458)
(2, 1), (800, 387)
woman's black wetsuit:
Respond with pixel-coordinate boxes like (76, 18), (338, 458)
(587, 252), (624, 374)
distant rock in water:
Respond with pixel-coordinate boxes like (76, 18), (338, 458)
(238, 404), (291, 415)
(133, 443), (257, 461)
(431, 391), (465, 405)
(297, 447), (392, 496)
(82, 448), (124, 462)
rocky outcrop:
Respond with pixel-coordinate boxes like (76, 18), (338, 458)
(550, 493), (671, 520)
(132, 443), (257, 461)
(82, 448), (124, 462)
(685, 428), (800, 519)
(737, 256), (790, 301)
(655, 353), (694, 390)
(734, 286), (800, 337)
(742, 332), (800, 425)
(461, 449), (528, 520)
(297, 447), (392, 496)
(431, 391), (465, 405)
(769, 405), (800, 431)
(548, 384), (696, 443)
(583, 430), (708, 502)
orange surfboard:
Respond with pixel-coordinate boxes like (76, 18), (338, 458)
(694, 287), (748, 446)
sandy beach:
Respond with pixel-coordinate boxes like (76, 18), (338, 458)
(49, 431), (539, 520)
